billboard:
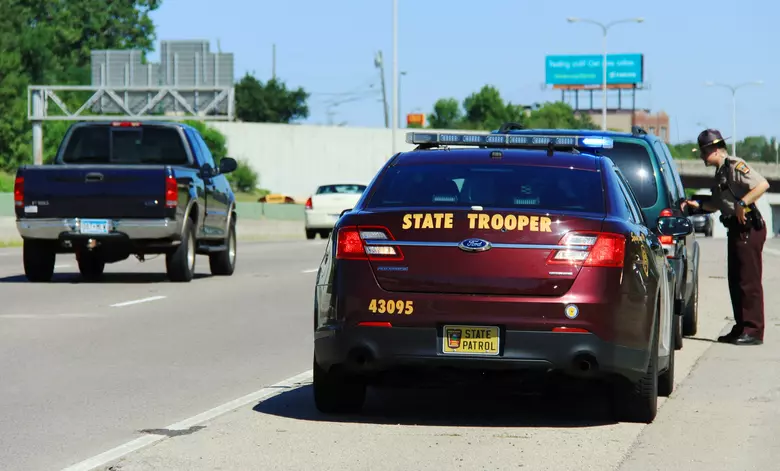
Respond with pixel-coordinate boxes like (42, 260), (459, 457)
(545, 54), (643, 86)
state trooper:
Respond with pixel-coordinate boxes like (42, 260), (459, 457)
(682, 129), (770, 346)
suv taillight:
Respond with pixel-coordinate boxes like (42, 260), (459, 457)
(547, 231), (626, 268)
(165, 174), (178, 208)
(336, 225), (404, 261)
(305, 197), (312, 210)
(659, 208), (676, 257)
(13, 176), (23, 207)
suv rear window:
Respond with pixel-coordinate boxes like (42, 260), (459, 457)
(588, 140), (658, 208)
(366, 163), (605, 213)
(60, 125), (189, 165)
(316, 184), (366, 194)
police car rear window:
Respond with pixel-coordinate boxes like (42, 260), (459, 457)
(588, 141), (658, 208)
(366, 163), (605, 214)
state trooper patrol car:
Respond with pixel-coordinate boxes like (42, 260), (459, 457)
(312, 129), (691, 423)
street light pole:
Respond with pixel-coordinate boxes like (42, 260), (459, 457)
(566, 17), (644, 131)
(391, 0), (398, 155)
(704, 80), (763, 156)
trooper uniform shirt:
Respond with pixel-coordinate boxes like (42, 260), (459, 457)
(710, 156), (768, 218)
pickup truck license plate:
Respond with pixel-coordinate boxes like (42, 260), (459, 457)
(442, 325), (500, 355)
(79, 219), (111, 234)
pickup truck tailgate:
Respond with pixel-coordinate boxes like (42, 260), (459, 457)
(21, 166), (170, 219)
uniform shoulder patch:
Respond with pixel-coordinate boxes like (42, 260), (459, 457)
(734, 161), (750, 175)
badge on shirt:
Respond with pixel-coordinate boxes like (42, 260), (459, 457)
(735, 161), (750, 175)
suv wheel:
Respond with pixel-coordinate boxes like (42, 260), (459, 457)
(313, 356), (366, 414)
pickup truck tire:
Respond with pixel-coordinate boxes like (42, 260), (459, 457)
(77, 251), (105, 281)
(23, 239), (56, 282)
(166, 218), (196, 282)
(209, 220), (236, 276)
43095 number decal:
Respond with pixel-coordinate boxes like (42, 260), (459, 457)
(368, 299), (414, 315)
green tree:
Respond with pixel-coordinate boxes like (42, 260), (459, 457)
(425, 86), (598, 131)
(0, 0), (162, 171)
(427, 98), (462, 129)
(235, 73), (310, 123)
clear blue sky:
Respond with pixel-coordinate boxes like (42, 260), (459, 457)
(149, 0), (775, 144)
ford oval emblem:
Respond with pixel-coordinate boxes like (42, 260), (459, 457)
(458, 238), (492, 252)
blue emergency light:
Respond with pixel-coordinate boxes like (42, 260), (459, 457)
(405, 132), (613, 149)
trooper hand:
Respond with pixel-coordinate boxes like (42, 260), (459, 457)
(735, 203), (747, 225)
(680, 199), (699, 214)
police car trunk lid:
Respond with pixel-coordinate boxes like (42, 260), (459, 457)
(341, 209), (605, 296)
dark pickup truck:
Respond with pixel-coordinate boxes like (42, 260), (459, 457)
(13, 120), (239, 282)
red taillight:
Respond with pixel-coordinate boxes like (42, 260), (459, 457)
(305, 197), (312, 210)
(111, 121), (141, 127)
(659, 235), (673, 244)
(165, 174), (178, 208)
(660, 208), (674, 217)
(13, 176), (23, 207)
(335, 225), (404, 261)
(552, 327), (589, 333)
(547, 231), (625, 268)
(358, 322), (392, 328)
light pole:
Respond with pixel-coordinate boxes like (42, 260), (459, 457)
(398, 71), (407, 128)
(704, 80), (763, 156)
(391, 0), (398, 155)
(566, 17), (644, 131)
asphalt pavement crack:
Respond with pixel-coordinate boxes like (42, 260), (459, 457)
(138, 425), (206, 437)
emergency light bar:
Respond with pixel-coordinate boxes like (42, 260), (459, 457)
(405, 132), (613, 149)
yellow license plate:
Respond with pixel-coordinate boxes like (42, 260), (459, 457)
(442, 325), (500, 355)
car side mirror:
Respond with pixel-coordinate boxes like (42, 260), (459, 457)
(657, 216), (693, 238)
(218, 157), (238, 174)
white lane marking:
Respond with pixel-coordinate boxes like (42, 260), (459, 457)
(110, 296), (166, 308)
(301, 268), (318, 273)
(61, 369), (313, 471)
(0, 313), (104, 319)
(55, 264), (71, 269)
(765, 248), (780, 257)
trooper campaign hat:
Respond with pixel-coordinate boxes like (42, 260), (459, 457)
(697, 128), (729, 151)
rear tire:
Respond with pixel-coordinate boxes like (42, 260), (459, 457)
(611, 309), (659, 423)
(658, 334), (675, 397)
(209, 220), (236, 276)
(674, 314), (683, 350)
(23, 239), (56, 282)
(166, 218), (196, 282)
(77, 251), (105, 281)
(313, 356), (366, 414)
(306, 229), (316, 240)
(682, 274), (699, 337)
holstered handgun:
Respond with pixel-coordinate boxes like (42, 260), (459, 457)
(746, 203), (764, 231)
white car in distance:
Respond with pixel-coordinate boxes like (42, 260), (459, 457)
(304, 183), (366, 239)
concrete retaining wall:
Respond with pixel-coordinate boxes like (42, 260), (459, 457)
(0, 193), (304, 221)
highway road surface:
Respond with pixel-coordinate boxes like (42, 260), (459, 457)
(1, 236), (780, 471)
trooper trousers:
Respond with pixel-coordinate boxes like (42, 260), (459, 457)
(727, 222), (767, 340)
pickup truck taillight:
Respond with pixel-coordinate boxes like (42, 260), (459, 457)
(13, 176), (23, 207)
(305, 197), (312, 210)
(165, 175), (178, 208)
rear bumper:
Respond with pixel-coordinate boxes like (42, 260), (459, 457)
(314, 325), (649, 383)
(305, 210), (340, 229)
(16, 218), (179, 240)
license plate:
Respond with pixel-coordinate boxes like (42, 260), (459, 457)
(79, 219), (111, 234)
(442, 325), (500, 355)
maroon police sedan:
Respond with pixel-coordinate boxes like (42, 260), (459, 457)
(312, 131), (692, 423)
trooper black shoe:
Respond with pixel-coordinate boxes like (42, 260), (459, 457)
(717, 330), (741, 343)
(730, 333), (763, 346)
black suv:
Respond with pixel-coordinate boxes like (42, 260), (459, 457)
(502, 126), (700, 348)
